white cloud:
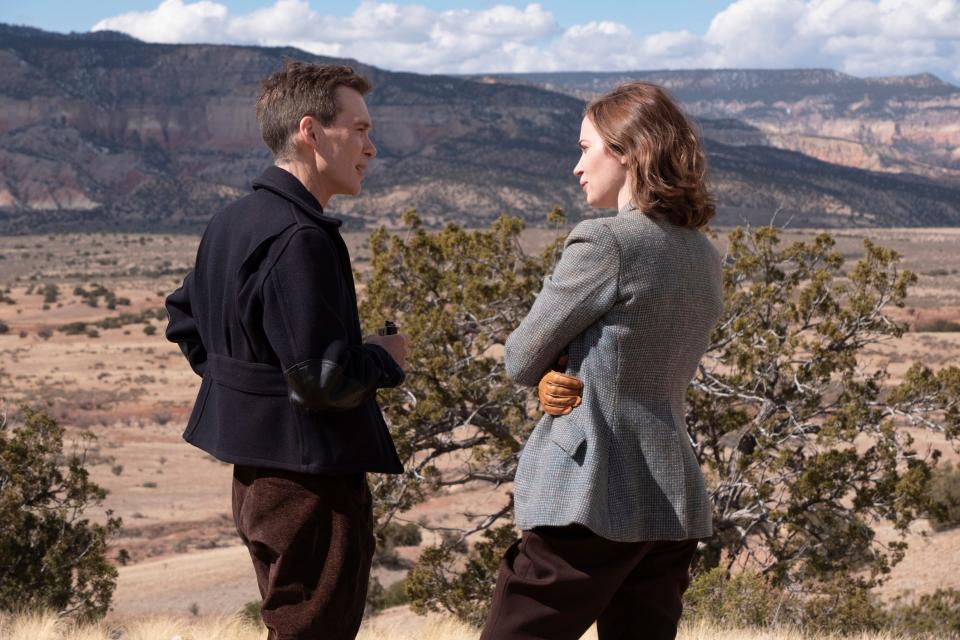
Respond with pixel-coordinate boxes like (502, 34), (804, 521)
(91, 0), (960, 81)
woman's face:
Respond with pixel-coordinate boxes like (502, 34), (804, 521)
(573, 116), (628, 209)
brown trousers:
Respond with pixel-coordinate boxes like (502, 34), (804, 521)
(480, 525), (698, 640)
(232, 466), (375, 640)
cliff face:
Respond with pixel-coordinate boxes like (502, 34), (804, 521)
(492, 69), (960, 182)
(2, 25), (960, 232)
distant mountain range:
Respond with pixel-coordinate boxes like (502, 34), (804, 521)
(480, 70), (960, 183)
(2, 23), (960, 233)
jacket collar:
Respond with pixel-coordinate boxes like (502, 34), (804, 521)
(617, 201), (642, 216)
(251, 166), (343, 228)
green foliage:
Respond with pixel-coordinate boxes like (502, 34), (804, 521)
(363, 215), (960, 627)
(240, 600), (263, 626)
(685, 568), (889, 634)
(366, 576), (386, 613)
(0, 407), (122, 621)
(383, 578), (410, 608)
(689, 228), (958, 594)
(684, 567), (786, 628)
(380, 521), (422, 548)
(926, 462), (960, 531)
(58, 321), (89, 335)
(916, 318), (960, 332)
(406, 524), (516, 627)
(888, 588), (960, 638)
(361, 210), (564, 524)
(41, 283), (60, 304)
(800, 578), (888, 635)
(372, 521), (423, 569)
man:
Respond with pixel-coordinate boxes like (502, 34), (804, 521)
(165, 61), (408, 640)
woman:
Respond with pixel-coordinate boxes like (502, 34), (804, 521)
(480, 82), (724, 640)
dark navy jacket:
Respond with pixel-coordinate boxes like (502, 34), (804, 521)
(165, 166), (404, 474)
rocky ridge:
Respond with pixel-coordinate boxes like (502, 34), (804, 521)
(3, 25), (960, 232)
(485, 69), (960, 182)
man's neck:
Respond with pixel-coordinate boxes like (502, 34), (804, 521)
(275, 160), (331, 208)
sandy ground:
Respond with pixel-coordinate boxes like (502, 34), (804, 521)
(1, 229), (959, 619)
(112, 545), (259, 617)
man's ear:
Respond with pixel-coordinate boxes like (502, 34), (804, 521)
(298, 115), (324, 150)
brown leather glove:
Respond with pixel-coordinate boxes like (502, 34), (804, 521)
(538, 356), (583, 417)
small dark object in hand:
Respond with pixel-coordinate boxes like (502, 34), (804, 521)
(378, 320), (398, 336)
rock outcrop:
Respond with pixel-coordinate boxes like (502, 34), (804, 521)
(3, 25), (960, 232)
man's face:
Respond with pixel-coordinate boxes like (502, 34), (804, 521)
(313, 86), (376, 199)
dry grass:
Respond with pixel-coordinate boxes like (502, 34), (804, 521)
(0, 611), (934, 640)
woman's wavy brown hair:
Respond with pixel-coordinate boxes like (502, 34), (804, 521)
(586, 82), (715, 229)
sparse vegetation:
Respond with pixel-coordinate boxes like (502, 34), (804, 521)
(926, 462), (960, 531)
(72, 283), (131, 310)
(364, 214), (960, 631)
(888, 588), (960, 637)
(0, 407), (121, 621)
(916, 318), (960, 332)
(41, 284), (60, 304)
(2, 610), (951, 640)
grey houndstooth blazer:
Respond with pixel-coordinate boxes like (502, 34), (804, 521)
(505, 204), (723, 542)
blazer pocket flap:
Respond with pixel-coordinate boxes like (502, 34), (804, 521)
(551, 423), (587, 457)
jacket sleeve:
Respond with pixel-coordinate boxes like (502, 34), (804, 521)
(261, 227), (404, 412)
(165, 270), (208, 377)
(504, 221), (620, 386)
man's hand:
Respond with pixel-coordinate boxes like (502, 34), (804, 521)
(364, 332), (409, 370)
(538, 357), (583, 416)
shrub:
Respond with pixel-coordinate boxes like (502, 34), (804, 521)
(42, 283), (60, 304)
(888, 588), (960, 637)
(383, 577), (409, 608)
(927, 462), (960, 532)
(684, 567), (786, 628)
(364, 215), (960, 626)
(383, 521), (422, 548)
(406, 524), (516, 627)
(916, 318), (960, 332)
(0, 320), (8, 335)
(0, 407), (121, 621)
(801, 579), (888, 634)
(58, 321), (88, 335)
(240, 600), (263, 626)
(366, 576), (386, 613)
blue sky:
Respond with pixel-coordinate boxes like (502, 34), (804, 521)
(3, 1), (725, 37)
(3, 0), (959, 80)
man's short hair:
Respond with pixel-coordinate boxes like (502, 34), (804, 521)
(256, 60), (372, 160)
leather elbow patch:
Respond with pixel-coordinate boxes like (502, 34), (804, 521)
(283, 358), (369, 411)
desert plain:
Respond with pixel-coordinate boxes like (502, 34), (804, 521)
(1, 225), (958, 626)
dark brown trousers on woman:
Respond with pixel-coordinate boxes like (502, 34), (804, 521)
(232, 466), (375, 640)
(480, 525), (698, 640)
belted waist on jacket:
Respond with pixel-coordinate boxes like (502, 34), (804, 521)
(206, 354), (288, 396)
(183, 353), (404, 475)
